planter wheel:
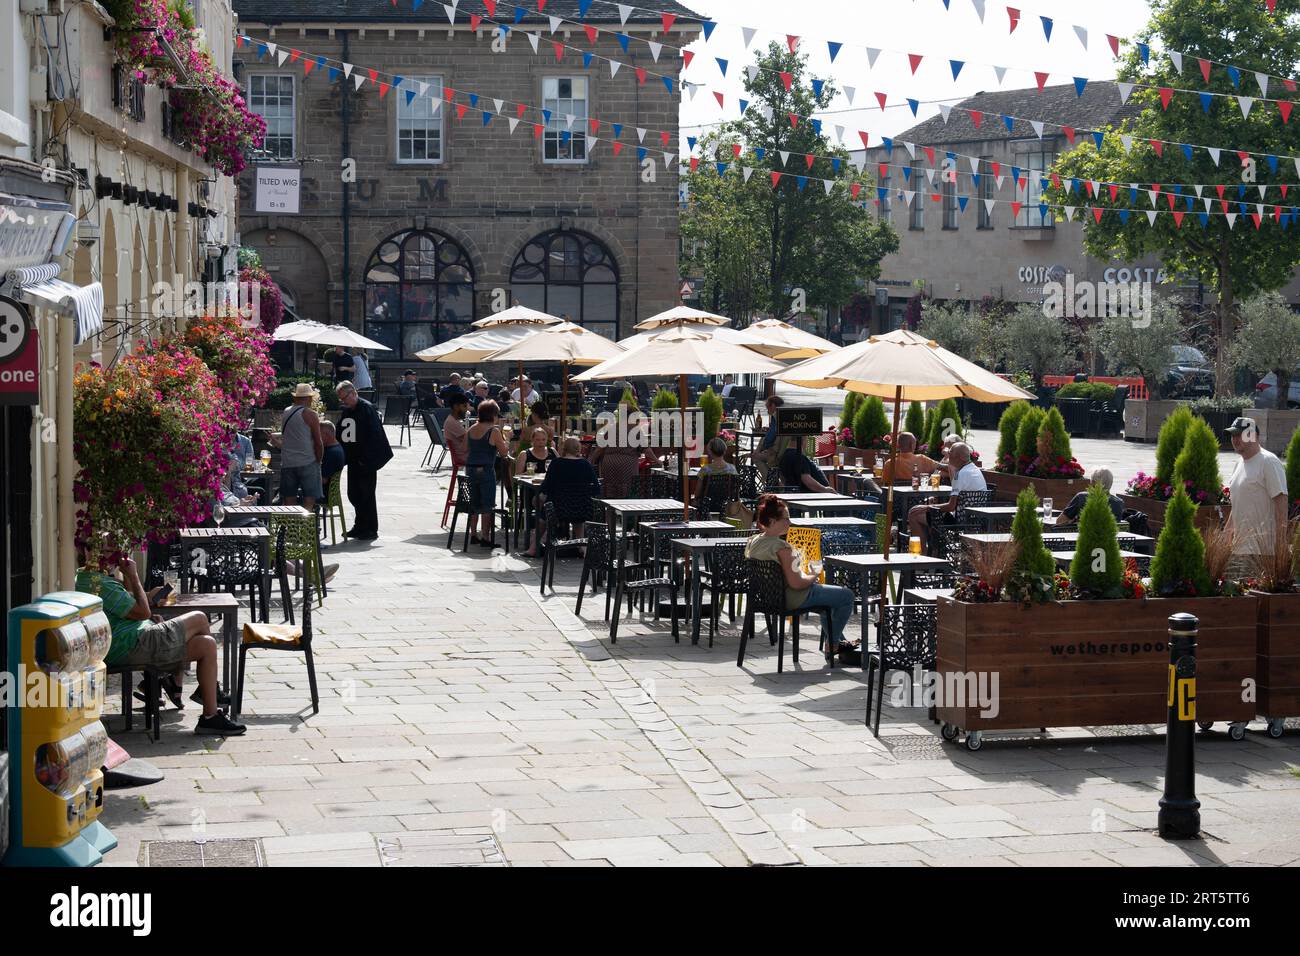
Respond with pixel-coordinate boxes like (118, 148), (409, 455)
(964, 731), (983, 752)
(1267, 717), (1286, 738)
(1197, 720), (1214, 732)
(940, 722), (958, 742)
(1228, 722), (1247, 742)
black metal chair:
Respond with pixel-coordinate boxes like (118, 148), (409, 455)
(383, 394), (413, 446)
(185, 535), (267, 623)
(420, 410), (448, 470)
(538, 500), (591, 595)
(236, 527), (319, 720)
(736, 464), (760, 506)
(731, 387), (758, 428)
(697, 473), (739, 520)
(445, 474), (476, 552)
(737, 558), (831, 673)
(865, 604), (938, 737)
(609, 560), (679, 644)
(574, 522), (616, 620)
(698, 539), (749, 647)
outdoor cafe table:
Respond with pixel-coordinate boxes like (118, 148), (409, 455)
(789, 516), (876, 536)
(887, 484), (952, 510)
(511, 473), (545, 552)
(152, 592), (240, 710)
(669, 534), (747, 645)
(224, 505), (312, 517)
(598, 498), (686, 574)
(823, 552), (954, 658)
(640, 520), (733, 577)
(1051, 550), (1152, 574)
(966, 505), (1060, 531)
(904, 587), (956, 605)
(176, 526), (273, 620)
(961, 530), (1155, 555)
(784, 496), (877, 518)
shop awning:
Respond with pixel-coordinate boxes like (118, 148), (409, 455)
(2, 264), (104, 345)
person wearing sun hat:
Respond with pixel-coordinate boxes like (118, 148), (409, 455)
(276, 382), (324, 511)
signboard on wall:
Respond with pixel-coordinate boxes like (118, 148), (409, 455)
(0, 295), (39, 406)
(253, 167), (301, 214)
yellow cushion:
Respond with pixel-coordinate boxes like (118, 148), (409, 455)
(242, 622), (304, 646)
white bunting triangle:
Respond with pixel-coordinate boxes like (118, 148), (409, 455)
(993, 65), (1008, 85)
(971, 0), (986, 21)
(742, 26), (757, 48)
(843, 86), (855, 104)
(636, 127), (646, 142)
(995, 175), (1005, 189)
(1256, 72), (1270, 97)
(1031, 120), (1045, 139)
(1238, 96), (1254, 118)
(609, 59), (621, 77)
(1064, 205), (1076, 221)
(1146, 210), (1158, 226)
(866, 48), (881, 68)
(1089, 180), (1100, 196)
(1294, 158), (1300, 179)
(342, 62), (353, 78)
(1194, 184), (1204, 198)
(443, 4), (456, 24)
(746, 65), (760, 83)
(266, 42), (278, 56)
(902, 142), (916, 159)
(617, 3), (632, 24)
(903, 190), (917, 206)
(431, 100), (441, 115)
(1226, 212), (1237, 229)
(686, 84), (698, 101)
(823, 179), (835, 195)
(1117, 82), (1134, 104)
(587, 138), (599, 155)
(779, 150), (791, 166)
(1258, 189), (1268, 202)
(1204, 198), (1213, 212)
(417, 80), (429, 96)
(1120, 134), (1133, 152)
(1169, 51), (1183, 73)
(1148, 190), (1159, 208)
(493, 98), (503, 114)
(648, 41), (662, 61)
(1209, 147), (1221, 165)
(353, 73), (365, 90)
(548, 15), (561, 33)
(834, 124), (845, 142)
(508, 117), (519, 133)
(939, 104), (953, 123)
(742, 166), (754, 182)
(925, 167), (937, 186)
(1074, 26), (1088, 50)
(527, 32), (540, 53)
(276, 49), (289, 65)
(851, 154), (866, 172)
(565, 113), (575, 129)
(984, 198), (997, 216)
(662, 152), (674, 169)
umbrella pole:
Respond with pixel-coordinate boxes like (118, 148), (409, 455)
(561, 362), (569, 439)
(880, 386), (903, 608)
(679, 373), (689, 522)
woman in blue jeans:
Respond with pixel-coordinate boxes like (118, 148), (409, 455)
(744, 494), (857, 664)
(464, 400), (510, 548)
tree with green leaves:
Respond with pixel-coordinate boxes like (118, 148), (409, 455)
(1011, 487), (1056, 577)
(921, 405), (936, 451)
(852, 395), (891, 449)
(1172, 415), (1224, 503)
(840, 391), (862, 430)
(680, 43), (899, 321)
(699, 387), (723, 441)
(1047, 0), (1300, 395)
(996, 401), (1031, 471)
(927, 397), (961, 455)
(1070, 485), (1125, 596)
(1231, 292), (1300, 409)
(1015, 406), (1048, 473)
(651, 388), (679, 410)
(918, 301), (988, 363)
(1150, 488), (1212, 596)
(1154, 404), (1194, 486)
(1036, 406), (1074, 469)
(1091, 297), (1187, 398)
(989, 304), (1074, 385)
(904, 401), (926, 440)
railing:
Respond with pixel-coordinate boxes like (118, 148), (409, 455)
(1042, 375), (1148, 400)
(110, 63), (146, 122)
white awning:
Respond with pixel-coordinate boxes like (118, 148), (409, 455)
(3, 265), (104, 345)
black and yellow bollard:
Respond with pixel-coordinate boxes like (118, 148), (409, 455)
(1158, 612), (1201, 839)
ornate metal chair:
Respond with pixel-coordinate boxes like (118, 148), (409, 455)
(185, 536), (267, 622)
(737, 558), (831, 673)
(445, 474), (476, 552)
(865, 604), (938, 737)
(269, 513), (326, 607)
(696, 473), (739, 520)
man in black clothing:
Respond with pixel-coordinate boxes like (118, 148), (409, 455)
(439, 372), (468, 407)
(335, 380), (393, 541)
(1056, 467), (1125, 525)
(332, 348), (356, 384)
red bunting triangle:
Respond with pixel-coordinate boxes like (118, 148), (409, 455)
(553, 42), (565, 61)
(1091, 207), (1104, 223)
(1238, 150), (1250, 162)
(1286, 78), (1297, 92)
(1252, 213), (1263, 229)
(1166, 193), (1176, 210)
(788, 113), (799, 129)
(1108, 184), (1119, 201)
(662, 13), (677, 32)
(1159, 87), (1173, 110)
(1010, 201), (1022, 218)
(930, 192), (941, 203)
(456, 103), (467, 120)
(971, 110), (983, 128)
(584, 25), (597, 44)
(516, 103), (527, 118)
(1198, 59), (1211, 83)
(532, 124), (543, 139)
(589, 118), (600, 134)
(289, 49), (302, 63)
(484, 0), (497, 15)
(786, 35), (800, 53)
(858, 131), (870, 148)
(1084, 180), (1095, 197)
(660, 131), (670, 146)
(851, 183), (862, 199)
(635, 67), (646, 84)
(908, 53), (923, 74)
(683, 50), (694, 69)
(1215, 184), (1225, 198)
(924, 146), (935, 164)
(1152, 184), (1162, 194)
(303, 58), (315, 75)
(236, 34), (244, 47)
(1283, 185), (1290, 198)
(1220, 200), (1229, 213)
(444, 87), (456, 102)
(537, 0), (546, 8)
(1062, 126), (1075, 144)
(689, 157), (699, 172)
(1106, 34), (1120, 57)
(713, 91), (724, 108)
(1150, 139), (1164, 156)
(1007, 7), (1020, 33)
(612, 141), (623, 156)
(805, 154), (815, 169)
(1267, 0), (1277, 11)
(779, 72), (793, 91)
(1173, 211), (1185, 227)
(1280, 101), (1294, 123)
(990, 162), (1000, 177)
(470, 14), (482, 29)
(771, 171), (782, 188)
(875, 91), (887, 110)
(1034, 72), (1049, 91)
(732, 144), (742, 157)
(1051, 173), (1062, 188)
(367, 68), (378, 82)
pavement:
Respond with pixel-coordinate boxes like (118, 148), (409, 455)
(95, 421), (1300, 868)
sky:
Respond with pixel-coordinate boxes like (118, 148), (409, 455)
(676, 0), (1156, 144)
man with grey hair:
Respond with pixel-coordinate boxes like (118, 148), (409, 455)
(1057, 467), (1124, 524)
(907, 441), (987, 552)
(336, 380), (392, 541)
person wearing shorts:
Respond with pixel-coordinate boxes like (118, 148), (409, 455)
(76, 558), (245, 736)
(274, 383), (324, 510)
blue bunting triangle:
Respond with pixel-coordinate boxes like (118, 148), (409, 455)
(1185, 196), (1195, 211)
(1041, 16), (1053, 41)
(406, 90), (417, 104)
(1198, 213), (1209, 228)
(316, 56), (327, 73)
(1238, 184), (1247, 199)
(482, 111), (491, 126)
(716, 57), (728, 75)
(578, 0), (594, 16)
(612, 123), (622, 138)
(1182, 144), (1194, 161)
(542, 109), (551, 123)
(882, 137), (893, 155)
(618, 34), (630, 53)
(1074, 77), (1088, 96)
(1011, 166), (1021, 182)
(1130, 187), (1138, 204)
(738, 98), (748, 114)
(1118, 209), (1130, 224)
(812, 79), (824, 98)
(755, 147), (765, 161)
(637, 147), (647, 162)
(716, 162), (728, 176)
(1093, 131), (1104, 150)
(701, 21), (716, 41)
(958, 196), (969, 212)
(413, 0), (422, 8)
(902, 167), (912, 184)
(583, 52), (593, 68)
(1137, 43), (1150, 65)
(1268, 155), (1279, 174)
(513, 6), (525, 23)
(1070, 178), (1080, 193)
(1199, 92), (1213, 112)
(393, 76), (403, 89)
(971, 173), (981, 188)
(687, 136), (697, 151)
(257, 42), (267, 57)
(831, 157), (841, 173)
(950, 60), (964, 80)
(468, 93), (477, 108)
(1227, 66), (1240, 89)
(877, 186), (889, 201)
(1002, 114), (1013, 132)
(907, 99), (919, 116)
(328, 66), (339, 82)
(811, 119), (822, 135)
(561, 130), (570, 144)
(663, 76), (673, 94)
(828, 41), (842, 62)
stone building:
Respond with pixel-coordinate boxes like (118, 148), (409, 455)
(233, 0), (700, 367)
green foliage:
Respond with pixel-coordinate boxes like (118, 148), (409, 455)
(619, 386), (639, 409)
(927, 398), (961, 455)
(904, 401), (926, 440)
(851, 395), (890, 449)
(266, 375), (339, 411)
(1150, 489), (1212, 597)
(1015, 407), (1048, 471)
(840, 391), (862, 430)
(1090, 298), (1186, 397)
(1070, 485), (1125, 596)
(996, 401), (1031, 469)
(236, 247), (263, 270)
(988, 303), (1074, 384)
(680, 42), (900, 319)
(917, 301), (989, 362)
(1154, 405), (1194, 485)
(1011, 487), (1057, 577)
(1286, 426), (1300, 508)
(1037, 406), (1073, 464)
(921, 406), (936, 450)
(1171, 416), (1223, 503)
(1046, 1), (1300, 392)
(651, 388), (679, 411)
(699, 387), (724, 441)
(1231, 292), (1300, 409)
(1055, 381), (1117, 401)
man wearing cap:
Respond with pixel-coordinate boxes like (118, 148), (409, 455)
(511, 375), (541, 409)
(1225, 417), (1288, 574)
(276, 383), (324, 511)
(397, 369), (418, 399)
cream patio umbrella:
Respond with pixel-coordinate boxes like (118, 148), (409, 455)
(484, 322), (626, 430)
(471, 305), (566, 328)
(773, 328), (1035, 601)
(633, 306), (731, 329)
(272, 319), (391, 351)
(575, 327), (786, 520)
(745, 318), (840, 360)
(415, 305), (564, 375)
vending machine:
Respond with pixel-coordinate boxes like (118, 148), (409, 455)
(2, 594), (116, 866)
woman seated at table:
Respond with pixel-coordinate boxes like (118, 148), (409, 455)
(518, 401), (554, 452)
(527, 436), (601, 557)
(515, 424), (557, 477)
(745, 494), (856, 664)
(697, 437), (737, 477)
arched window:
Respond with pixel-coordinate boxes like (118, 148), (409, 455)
(509, 230), (618, 337)
(364, 229), (475, 358)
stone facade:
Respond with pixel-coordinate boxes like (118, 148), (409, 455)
(234, 10), (698, 365)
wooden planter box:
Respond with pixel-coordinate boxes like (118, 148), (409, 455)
(936, 597), (1257, 736)
(1123, 398), (1181, 443)
(981, 469), (1089, 505)
(1247, 407), (1300, 456)
(1251, 590), (1300, 726)
(1119, 494), (1228, 537)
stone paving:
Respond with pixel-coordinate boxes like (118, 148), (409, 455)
(97, 420), (1300, 867)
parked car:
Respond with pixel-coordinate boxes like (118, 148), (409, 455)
(1164, 345), (1214, 397)
(1255, 366), (1300, 408)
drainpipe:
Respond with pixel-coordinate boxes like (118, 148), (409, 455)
(175, 165), (190, 333)
(341, 29), (352, 330)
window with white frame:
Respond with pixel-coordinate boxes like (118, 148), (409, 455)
(397, 75), (444, 163)
(1015, 149), (1056, 227)
(542, 76), (588, 163)
(247, 74), (295, 161)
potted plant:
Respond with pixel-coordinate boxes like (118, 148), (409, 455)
(1123, 407), (1230, 535)
(1243, 524), (1300, 738)
(851, 394), (891, 458)
(984, 403), (1087, 502)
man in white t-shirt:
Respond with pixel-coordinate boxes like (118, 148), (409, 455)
(510, 375), (542, 409)
(1224, 417), (1287, 572)
(907, 442), (986, 553)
